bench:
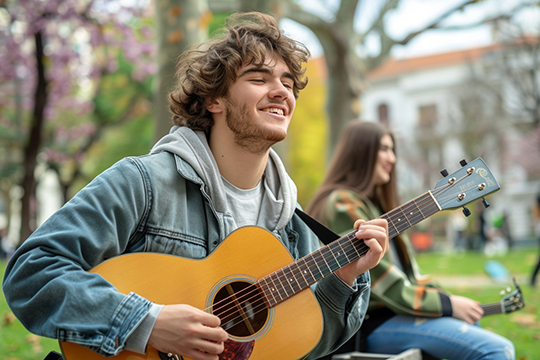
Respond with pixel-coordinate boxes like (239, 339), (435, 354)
(332, 348), (423, 360)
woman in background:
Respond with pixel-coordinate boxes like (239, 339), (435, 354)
(307, 120), (515, 360)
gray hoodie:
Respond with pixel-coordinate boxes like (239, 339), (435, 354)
(150, 126), (297, 235)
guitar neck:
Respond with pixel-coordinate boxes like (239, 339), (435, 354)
(481, 302), (504, 317)
(258, 191), (441, 308)
(381, 191), (441, 239)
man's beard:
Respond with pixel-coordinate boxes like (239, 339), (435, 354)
(224, 97), (287, 154)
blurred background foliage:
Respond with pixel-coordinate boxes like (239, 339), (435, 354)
(1, 0), (539, 252)
(287, 57), (328, 206)
(1, 0), (540, 358)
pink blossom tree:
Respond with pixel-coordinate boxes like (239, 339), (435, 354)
(0, 0), (156, 245)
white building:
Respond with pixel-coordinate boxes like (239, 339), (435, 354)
(360, 43), (540, 247)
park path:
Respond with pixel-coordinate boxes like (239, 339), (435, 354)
(435, 274), (528, 288)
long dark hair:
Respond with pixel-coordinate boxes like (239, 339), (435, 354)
(306, 121), (399, 225)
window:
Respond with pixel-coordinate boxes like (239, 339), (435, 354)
(378, 103), (389, 126)
(418, 104), (437, 128)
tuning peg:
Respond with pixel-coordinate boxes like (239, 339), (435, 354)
(482, 198), (490, 208)
(462, 206), (471, 217)
(440, 169), (449, 177)
(460, 159), (468, 167)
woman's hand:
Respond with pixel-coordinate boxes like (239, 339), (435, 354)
(450, 295), (484, 324)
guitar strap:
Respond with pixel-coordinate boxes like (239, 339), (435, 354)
(294, 207), (368, 357)
(294, 208), (340, 245)
(43, 351), (63, 360)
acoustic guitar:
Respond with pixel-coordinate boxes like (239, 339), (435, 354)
(60, 157), (501, 360)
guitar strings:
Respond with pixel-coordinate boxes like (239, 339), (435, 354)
(208, 185), (451, 329)
(207, 236), (372, 329)
(209, 191), (447, 330)
(211, 244), (374, 332)
(207, 178), (476, 331)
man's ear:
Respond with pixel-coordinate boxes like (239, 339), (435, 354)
(205, 98), (224, 114)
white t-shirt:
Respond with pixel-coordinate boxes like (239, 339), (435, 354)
(222, 176), (265, 228)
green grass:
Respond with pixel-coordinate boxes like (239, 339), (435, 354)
(416, 247), (540, 360)
(1, 247), (539, 359)
(415, 246), (538, 277)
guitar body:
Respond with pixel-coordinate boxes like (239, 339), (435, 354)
(60, 226), (323, 360)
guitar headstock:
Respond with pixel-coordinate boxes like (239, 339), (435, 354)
(500, 278), (525, 314)
(432, 158), (500, 211)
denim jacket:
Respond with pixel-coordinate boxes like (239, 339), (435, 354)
(3, 128), (370, 359)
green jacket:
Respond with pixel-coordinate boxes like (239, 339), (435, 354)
(322, 189), (452, 318)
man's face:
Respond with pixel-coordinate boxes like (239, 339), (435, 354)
(221, 53), (296, 153)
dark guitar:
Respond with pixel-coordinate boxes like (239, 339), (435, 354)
(481, 279), (525, 317)
(60, 157), (501, 360)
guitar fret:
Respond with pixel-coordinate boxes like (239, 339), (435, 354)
(259, 278), (278, 307)
(397, 207), (413, 227)
(411, 194), (434, 222)
(392, 210), (410, 234)
(311, 251), (330, 277)
(269, 272), (288, 302)
(291, 261), (310, 289)
(320, 247), (340, 272)
(384, 215), (400, 239)
(267, 276), (284, 304)
(275, 269), (295, 297)
(299, 257), (316, 284)
(401, 201), (422, 226)
(331, 240), (350, 266)
(351, 236), (367, 257)
(383, 192), (439, 239)
(346, 233), (362, 258)
(413, 198), (426, 219)
(282, 265), (302, 293)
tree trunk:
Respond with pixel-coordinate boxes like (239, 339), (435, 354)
(324, 50), (359, 156)
(153, 0), (210, 142)
(19, 31), (48, 246)
(302, 23), (361, 159)
(286, 0), (361, 159)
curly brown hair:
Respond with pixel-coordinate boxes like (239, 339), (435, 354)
(168, 12), (310, 134)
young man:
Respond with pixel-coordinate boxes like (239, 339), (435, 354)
(3, 12), (388, 360)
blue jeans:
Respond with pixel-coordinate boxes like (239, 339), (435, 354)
(366, 315), (515, 360)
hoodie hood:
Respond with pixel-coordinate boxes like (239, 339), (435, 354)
(150, 126), (297, 233)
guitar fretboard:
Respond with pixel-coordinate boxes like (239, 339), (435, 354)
(258, 191), (441, 308)
(381, 192), (440, 239)
(481, 302), (505, 316)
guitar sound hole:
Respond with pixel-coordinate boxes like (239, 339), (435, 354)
(213, 280), (268, 337)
